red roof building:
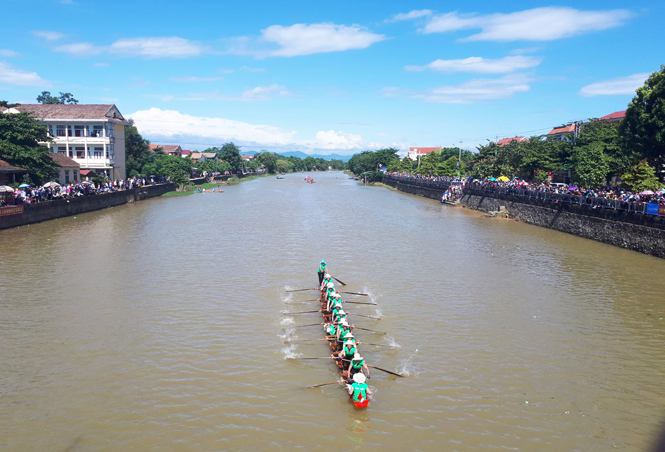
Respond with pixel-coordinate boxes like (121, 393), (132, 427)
(407, 147), (440, 161)
(496, 136), (528, 147)
(0, 159), (28, 185)
(599, 110), (626, 123)
(181, 150), (191, 157)
(149, 144), (183, 156)
(546, 124), (575, 142)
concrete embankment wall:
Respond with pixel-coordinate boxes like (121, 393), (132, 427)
(382, 176), (665, 259)
(0, 183), (174, 230)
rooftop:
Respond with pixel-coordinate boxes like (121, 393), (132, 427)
(49, 153), (80, 168)
(1, 104), (129, 124)
(0, 159), (28, 173)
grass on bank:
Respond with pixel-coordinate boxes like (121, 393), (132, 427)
(162, 190), (194, 197)
(163, 174), (270, 197)
(369, 182), (397, 190)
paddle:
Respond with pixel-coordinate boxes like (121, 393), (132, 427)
(285, 338), (329, 343)
(293, 357), (334, 360)
(368, 365), (404, 377)
(350, 313), (380, 320)
(286, 288), (318, 292)
(344, 301), (377, 305)
(358, 342), (398, 348)
(284, 310), (323, 315)
(306, 381), (342, 389)
(331, 276), (347, 286)
(293, 323), (325, 329)
(340, 291), (368, 296)
(354, 327), (387, 334)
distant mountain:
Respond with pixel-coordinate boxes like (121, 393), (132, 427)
(239, 150), (352, 162)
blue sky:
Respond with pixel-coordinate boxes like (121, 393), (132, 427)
(1, 0), (662, 155)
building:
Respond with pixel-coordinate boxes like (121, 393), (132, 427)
(149, 144), (183, 156)
(0, 159), (28, 185)
(1, 104), (129, 180)
(190, 152), (205, 162)
(181, 150), (192, 157)
(598, 110), (626, 123)
(202, 152), (218, 161)
(49, 153), (80, 185)
(546, 124), (576, 142)
(241, 154), (256, 161)
(408, 147), (440, 161)
(496, 136), (528, 147)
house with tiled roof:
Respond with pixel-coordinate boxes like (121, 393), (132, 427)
(181, 150), (191, 157)
(49, 153), (80, 185)
(496, 136), (528, 147)
(546, 124), (576, 142)
(0, 159), (28, 185)
(1, 103), (129, 180)
(190, 152), (204, 162)
(202, 152), (218, 161)
(149, 144), (183, 156)
(598, 110), (626, 123)
(241, 154), (256, 161)
(408, 147), (440, 161)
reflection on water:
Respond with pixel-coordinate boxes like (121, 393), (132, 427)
(1, 171), (664, 451)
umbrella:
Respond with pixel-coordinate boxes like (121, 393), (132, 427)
(43, 181), (61, 188)
(497, 176), (510, 181)
(18, 183), (30, 188)
(568, 186), (579, 190)
(489, 177), (497, 181)
(0, 185), (15, 193)
(82, 181), (91, 186)
(640, 190), (654, 195)
(472, 179), (479, 182)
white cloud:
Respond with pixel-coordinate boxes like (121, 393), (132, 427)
(382, 74), (532, 104)
(230, 23), (386, 57)
(33, 30), (64, 41)
(185, 84), (295, 102)
(109, 37), (202, 58)
(386, 9), (432, 22)
(54, 42), (103, 55)
(171, 76), (224, 82)
(54, 37), (202, 58)
(240, 65), (266, 72)
(0, 61), (48, 86)
(313, 130), (365, 150)
(422, 7), (631, 41)
(405, 55), (541, 74)
(218, 67), (235, 74)
(578, 73), (648, 97)
(0, 49), (19, 57)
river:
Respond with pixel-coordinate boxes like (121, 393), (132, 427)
(1, 171), (664, 451)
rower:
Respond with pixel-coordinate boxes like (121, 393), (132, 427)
(324, 282), (336, 303)
(333, 308), (348, 325)
(324, 322), (337, 339)
(347, 352), (370, 381)
(320, 273), (333, 291)
(327, 292), (343, 312)
(346, 373), (371, 405)
(333, 338), (357, 366)
(336, 319), (354, 343)
(318, 260), (327, 285)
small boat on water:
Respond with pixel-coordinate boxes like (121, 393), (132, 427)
(276, 175), (285, 179)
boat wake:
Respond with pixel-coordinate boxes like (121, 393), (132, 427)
(385, 335), (401, 348)
(281, 292), (293, 303)
(397, 349), (418, 376)
(282, 344), (301, 360)
(374, 308), (383, 318)
(280, 326), (296, 341)
(280, 317), (295, 326)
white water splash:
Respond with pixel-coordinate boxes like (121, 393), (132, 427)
(368, 385), (377, 401)
(281, 292), (293, 303)
(280, 326), (295, 341)
(282, 344), (301, 359)
(397, 349), (418, 376)
(280, 317), (295, 326)
(385, 335), (401, 348)
(284, 285), (293, 291)
(374, 308), (383, 318)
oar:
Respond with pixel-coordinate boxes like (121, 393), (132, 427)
(344, 301), (377, 305)
(349, 313), (380, 320)
(284, 310), (323, 314)
(306, 381), (342, 389)
(293, 357), (334, 360)
(294, 323), (325, 329)
(331, 276), (347, 286)
(285, 338), (329, 343)
(286, 288), (319, 292)
(340, 291), (368, 296)
(368, 365), (404, 377)
(358, 342), (397, 348)
(354, 327), (387, 334)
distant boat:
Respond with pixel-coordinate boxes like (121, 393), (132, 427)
(276, 175), (285, 179)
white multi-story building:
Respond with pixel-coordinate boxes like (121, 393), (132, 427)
(3, 104), (129, 180)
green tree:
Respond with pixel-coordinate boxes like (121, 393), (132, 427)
(386, 158), (400, 172)
(620, 66), (665, 171)
(437, 156), (458, 177)
(398, 156), (414, 173)
(276, 158), (289, 173)
(217, 143), (243, 171)
(415, 151), (440, 176)
(256, 151), (278, 173)
(0, 103), (57, 184)
(621, 160), (662, 192)
(124, 120), (152, 177)
(36, 91), (79, 104)
(347, 148), (399, 175)
(569, 141), (610, 188)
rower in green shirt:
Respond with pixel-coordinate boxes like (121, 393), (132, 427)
(327, 293), (343, 312)
(318, 260), (327, 285)
(347, 352), (370, 382)
(346, 373), (372, 405)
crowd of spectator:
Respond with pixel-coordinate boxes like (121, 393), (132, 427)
(0, 176), (171, 207)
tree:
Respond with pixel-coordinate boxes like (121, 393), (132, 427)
(570, 141), (610, 188)
(217, 142), (243, 171)
(386, 158), (400, 172)
(0, 104), (58, 184)
(620, 66), (665, 171)
(398, 156), (414, 174)
(275, 159), (289, 173)
(36, 91), (79, 104)
(124, 120), (152, 177)
(437, 156), (458, 177)
(256, 151), (278, 173)
(347, 148), (399, 175)
(621, 160), (662, 192)
(415, 151), (440, 176)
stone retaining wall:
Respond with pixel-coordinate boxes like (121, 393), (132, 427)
(0, 183), (174, 230)
(382, 175), (665, 258)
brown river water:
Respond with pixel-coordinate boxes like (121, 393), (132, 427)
(1, 171), (665, 451)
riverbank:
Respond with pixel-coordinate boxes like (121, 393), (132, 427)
(381, 175), (665, 259)
(0, 183), (174, 230)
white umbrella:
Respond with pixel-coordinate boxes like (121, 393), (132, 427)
(43, 181), (61, 188)
(0, 185), (15, 193)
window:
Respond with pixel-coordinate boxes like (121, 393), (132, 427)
(108, 144), (114, 159)
(65, 171), (70, 184)
(94, 147), (103, 158)
(74, 125), (84, 137)
(47, 125), (53, 136)
(92, 125), (103, 137)
(75, 147), (85, 159)
(57, 125), (66, 137)
(67, 126), (72, 137)
(57, 146), (67, 155)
